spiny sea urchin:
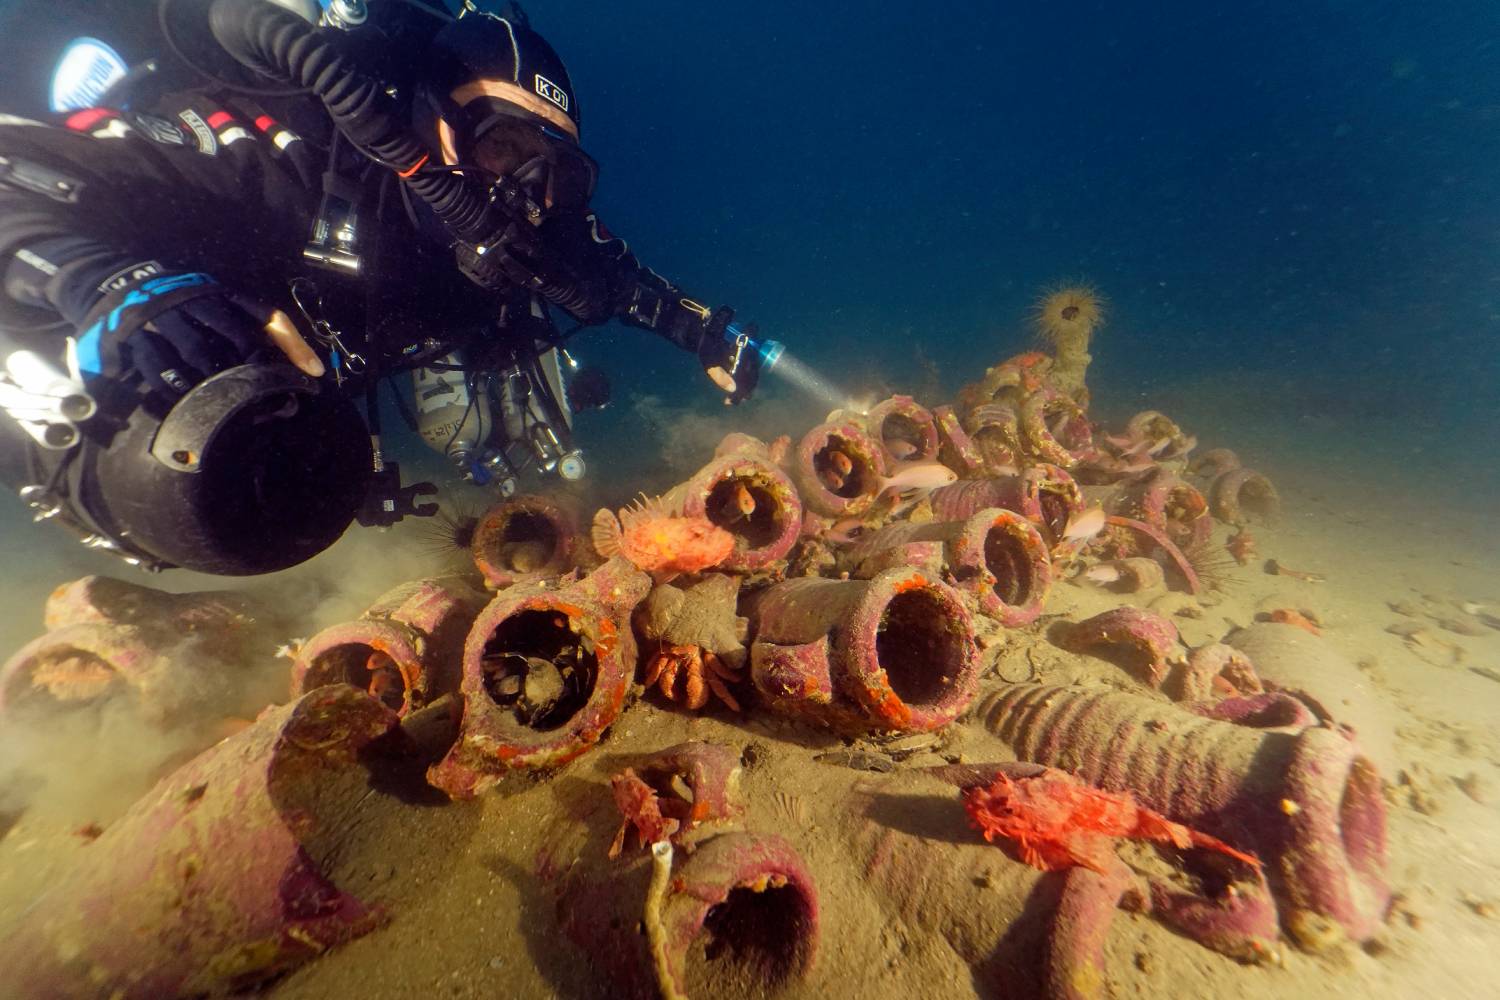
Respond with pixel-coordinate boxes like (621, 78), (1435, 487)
(420, 505), (480, 557)
(1183, 536), (1240, 594)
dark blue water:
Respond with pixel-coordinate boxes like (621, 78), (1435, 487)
(1, 0), (1496, 535)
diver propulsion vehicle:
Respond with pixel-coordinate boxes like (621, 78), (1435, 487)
(0, 0), (621, 574)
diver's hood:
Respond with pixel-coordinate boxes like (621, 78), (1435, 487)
(416, 10), (582, 163)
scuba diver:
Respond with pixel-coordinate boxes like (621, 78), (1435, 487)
(0, 0), (776, 575)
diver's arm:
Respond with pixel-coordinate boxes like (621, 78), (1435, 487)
(566, 212), (758, 401)
(0, 108), (320, 392)
(0, 105), (314, 319)
(561, 212), (725, 350)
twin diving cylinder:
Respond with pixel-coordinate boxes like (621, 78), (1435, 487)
(411, 347), (586, 494)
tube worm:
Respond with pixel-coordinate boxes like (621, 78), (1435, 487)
(747, 567), (979, 733)
(0, 685), (397, 998)
(1208, 468), (1281, 525)
(963, 402), (1023, 473)
(471, 494), (579, 589)
(1189, 447), (1241, 480)
(930, 464), (1083, 550)
(428, 558), (652, 796)
(931, 404), (985, 476)
(792, 420), (886, 517)
(1107, 470), (1212, 553)
(1019, 388), (1095, 468)
(840, 509), (1053, 626)
(865, 394), (940, 465)
(678, 440), (803, 571)
(979, 683), (1391, 944)
(291, 575), (487, 716)
(1059, 606), (1182, 689)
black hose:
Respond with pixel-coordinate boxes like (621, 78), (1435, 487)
(207, 0), (491, 237)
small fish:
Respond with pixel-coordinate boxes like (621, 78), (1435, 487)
(880, 461), (958, 493)
(1051, 506), (1107, 565)
(886, 438), (918, 461)
(731, 483), (757, 521)
(819, 467), (848, 492)
(1062, 506), (1106, 544)
(367, 666), (406, 708)
(828, 450), (854, 477)
(1083, 563), (1123, 585)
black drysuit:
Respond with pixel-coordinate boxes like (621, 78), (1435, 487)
(0, 88), (709, 387)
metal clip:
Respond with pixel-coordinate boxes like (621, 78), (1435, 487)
(290, 278), (366, 384)
(728, 331), (749, 376)
(19, 483), (62, 522)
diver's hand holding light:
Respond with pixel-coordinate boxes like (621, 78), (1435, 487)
(683, 299), (783, 405)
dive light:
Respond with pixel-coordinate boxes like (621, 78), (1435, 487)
(724, 321), (784, 372)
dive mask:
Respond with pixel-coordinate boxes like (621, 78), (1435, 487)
(429, 90), (598, 211)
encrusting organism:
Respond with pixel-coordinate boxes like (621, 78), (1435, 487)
(1033, 285), (1105, 405)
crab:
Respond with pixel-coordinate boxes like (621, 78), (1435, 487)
(633, 575), (749, 712)
(643, 643), (743, 712)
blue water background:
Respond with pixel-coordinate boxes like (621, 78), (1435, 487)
(559, 0), (1500, 496)
(1, 0), (1497, 578)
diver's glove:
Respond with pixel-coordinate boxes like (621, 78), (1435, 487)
(62, 264), (284, 399)
(50, 262), (325, 402)
(691, 304), (762, 405)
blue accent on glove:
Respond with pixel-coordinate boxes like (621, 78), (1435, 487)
(74, 272), (216, 376)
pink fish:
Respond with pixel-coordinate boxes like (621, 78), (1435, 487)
(1052, 506), (1106, 564)
(1083, 563), (1123, 585)
(886, 438), (919, 461)
(1062, 506), (1106, 544)
(880, 461), (957, 494)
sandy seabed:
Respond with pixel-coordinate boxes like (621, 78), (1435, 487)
(0, 394), (1497, 1000)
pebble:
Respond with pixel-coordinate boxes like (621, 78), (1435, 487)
(1461, 894), (1495, 919)
(1455, 772), (1488, 804)
(1437, 615), (1487, 638)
